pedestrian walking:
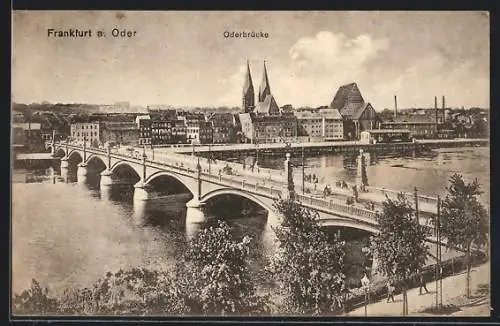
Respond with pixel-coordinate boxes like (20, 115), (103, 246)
(418, 270), (429, 295)
(386, 280), (395, 303)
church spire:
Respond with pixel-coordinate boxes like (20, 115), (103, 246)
(258, 60), (271, 103)
(242, 60), (255, 113)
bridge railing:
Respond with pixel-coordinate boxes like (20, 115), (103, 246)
(295, 194), (379, 220)
(366, 186), (438, 206)
(59, 142), (440, 210)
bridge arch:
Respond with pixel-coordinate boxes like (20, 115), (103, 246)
(319, 217), (379, 234)
(143, 171), (196, 196)
(67, 150), (83, 162)
(110, 161), (142, 179)
(85, 154), (107, 171)
(54, 148), (66, 158)
(200, 188), (275, 214)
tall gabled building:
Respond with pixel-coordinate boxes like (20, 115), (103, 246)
(242, 60), (255, 113)
(330, 82), (380, 139)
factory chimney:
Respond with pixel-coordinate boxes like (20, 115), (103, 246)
(394, 95), (398, 119)
(442, 95), (446, 122)
(435, 96), (439, 135)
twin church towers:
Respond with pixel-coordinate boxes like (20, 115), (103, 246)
(242, 61), (280, 115)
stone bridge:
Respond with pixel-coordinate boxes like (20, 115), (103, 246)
(46, 139), (455, 262)
(47, 141), (390, 234)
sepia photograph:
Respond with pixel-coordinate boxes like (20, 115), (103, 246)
(11, 11), (490, 317)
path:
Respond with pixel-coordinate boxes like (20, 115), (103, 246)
(347, 261), (490, 316)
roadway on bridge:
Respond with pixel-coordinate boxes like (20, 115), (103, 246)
(150, 138), (489, 153)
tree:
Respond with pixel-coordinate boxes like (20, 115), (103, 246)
(369, 194), (429, 315)
(12, 279), (58, 315)
(181, 220), (269, 315)
(270, 198), (346, 315)
(439, 173), (488, 298)
(56, 268), (189, 316)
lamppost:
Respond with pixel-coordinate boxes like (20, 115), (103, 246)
(83, 136), (87, 161)
(208, 142), (212, 175)
(435, 195), (442, 310)
(255, 141), (259, 169)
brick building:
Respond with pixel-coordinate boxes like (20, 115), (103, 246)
(100, 121), (140, 146)
(330, 82), (380, 140)
(208, 112), (238, 144)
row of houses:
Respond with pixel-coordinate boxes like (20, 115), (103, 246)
(13, 61), (486, 151)
(68, 111), (243, 147)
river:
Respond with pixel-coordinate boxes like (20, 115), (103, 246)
(11, 146), (489, 297)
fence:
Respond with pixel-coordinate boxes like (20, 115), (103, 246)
(343, 250), (488, 314)
(295, 194), (379, 220)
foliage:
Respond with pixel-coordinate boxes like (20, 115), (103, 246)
(270, 198), (346, 315)
(62, 268), (188, 316)
(12, 279), (58, 315)
(369, 193), (429, 315)
(440, 174), (488, 252)
(13, 270), (189, 316)
(439, 173), (488, 297)
(182, 220), (270, 315)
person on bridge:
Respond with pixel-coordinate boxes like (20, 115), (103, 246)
(323, 185), (331, 197)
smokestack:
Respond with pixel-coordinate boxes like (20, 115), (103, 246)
(435, 96), (438, 131)
(394, 95), (398, 119)
(442, 95), (446, 122)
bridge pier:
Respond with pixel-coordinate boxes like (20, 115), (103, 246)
(100, 169), (114, 187)
(60, 157), (69, 169)
(185, 198), (206, 239)
(60, 157), (69, 180)
(133, 182), (152, 201)
(77, 162), (89, 177)
(185, 198), (207, 224)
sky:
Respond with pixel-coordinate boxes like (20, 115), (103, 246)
(12, 11), (490, 110)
